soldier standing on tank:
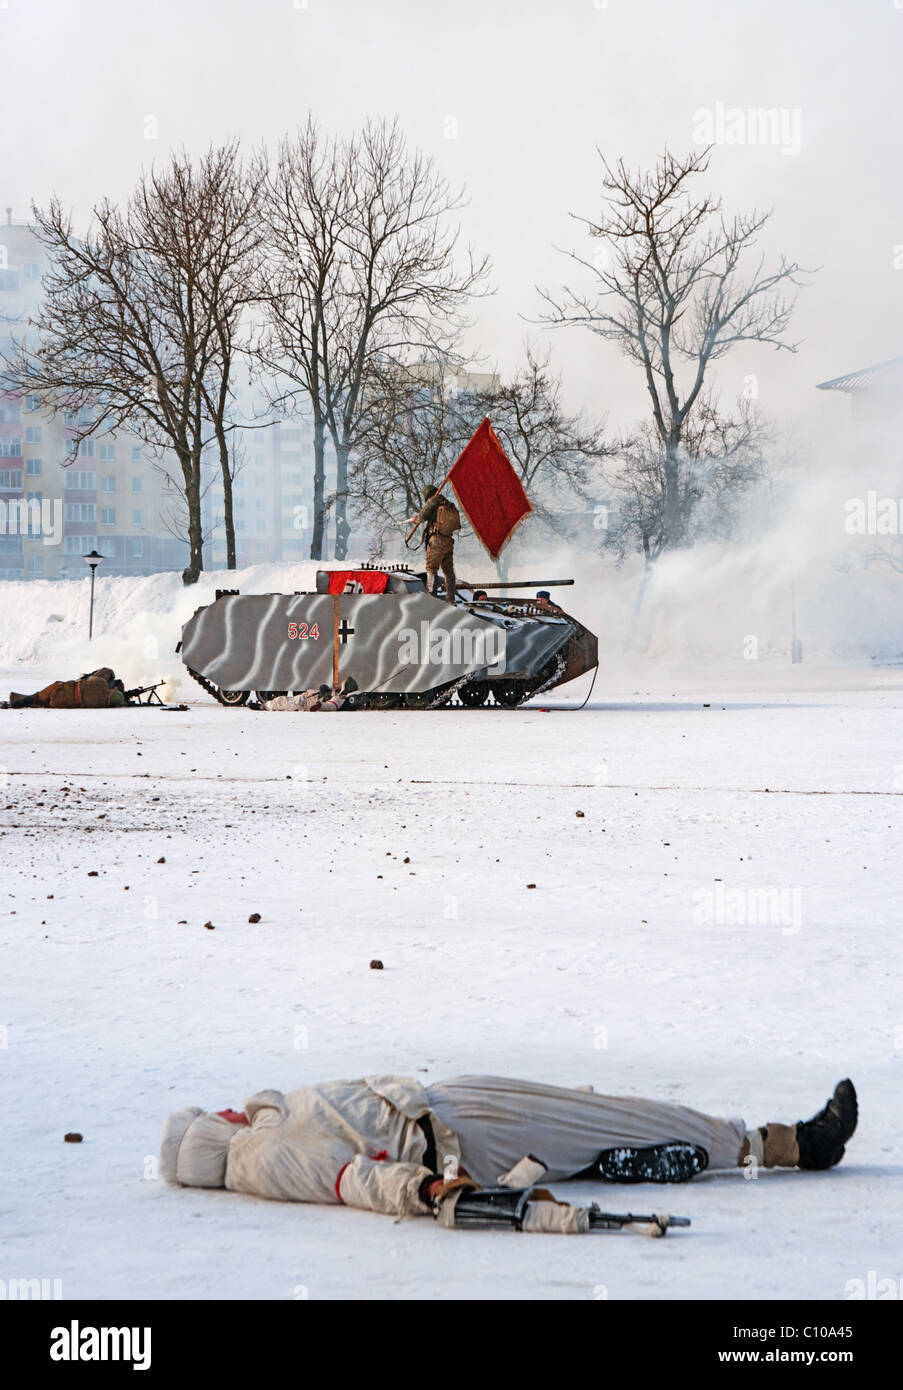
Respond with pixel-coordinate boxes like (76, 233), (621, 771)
(408, 484), (460, 604)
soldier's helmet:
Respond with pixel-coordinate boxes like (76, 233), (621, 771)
(318, 684), (332, 699)
(423, 483), (439, 501)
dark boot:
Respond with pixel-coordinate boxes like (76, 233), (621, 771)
(795, 1078), (858, 1171)
(581, 1142), (709, 1184)
(9, 693), (34, 708)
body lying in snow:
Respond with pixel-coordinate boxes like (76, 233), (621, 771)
(160, 1072), (857, 1233)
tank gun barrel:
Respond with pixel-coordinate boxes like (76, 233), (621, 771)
(464, 579), (575, 590)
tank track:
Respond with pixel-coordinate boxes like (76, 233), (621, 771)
(187, 649), (566, 711)
(515, 650), (567, 707)
(186, 666), (261, 709)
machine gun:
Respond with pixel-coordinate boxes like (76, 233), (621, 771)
(124, 681), (166, 706)
(444, 1186), (691, 1236)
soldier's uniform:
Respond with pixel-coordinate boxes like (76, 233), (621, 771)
(412, 487), (460, 604)
(9, 669), (124, 709)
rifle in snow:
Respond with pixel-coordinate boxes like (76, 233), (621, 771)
(124, 681), (166, 706)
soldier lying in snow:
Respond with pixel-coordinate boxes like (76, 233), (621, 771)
(7, 668), (127, 709)
(263, 677), (359, 712)
(161, 1073), (858, 1234)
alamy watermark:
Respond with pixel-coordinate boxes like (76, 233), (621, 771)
(845, 491), (903, 535)
(0, 496), (63, 545)
(693, 884), (802, 935)
(693, 102), (803, 157)
(397, 621), (506, 672)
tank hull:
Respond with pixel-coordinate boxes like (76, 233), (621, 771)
(179, 577), (597, 706)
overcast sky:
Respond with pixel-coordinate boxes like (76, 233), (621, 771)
(3, 0), (901, 439)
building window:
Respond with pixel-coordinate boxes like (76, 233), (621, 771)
(27, 554), (44, 573)
(65, 535), (97, 554)
(101, 508), (116, 525)
(255, 520), (266, 532)
(25, 395), (41, 413)
(132, 509), (143, 528)
(132, 476), (142, 493)
(131, 446), (141, 462)
(100, 476), (115, 493)
(132, 538), (143, 558)
(100, 443), (116, 461)
(0, 469), (23, 489)
(65, 471), (96, 491)
(24, 263), (42, 282)
(0, 404), (21, 423)
(25, 425), (42, 443)
(26, 458), (42, 476)
(65, 503), (96, 522)
(78, 438), (94, 458)
(0, 439), (22, 458)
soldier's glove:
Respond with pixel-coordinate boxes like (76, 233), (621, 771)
(419, 1173), (480, 1214)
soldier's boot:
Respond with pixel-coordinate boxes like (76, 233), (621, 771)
(586, 1142), (709, 1184)
(426, 572), (439, 598)
(9, 693), (34, 708)
(743, 1079), (857, 1171)
(795, 1078), (858, 1170)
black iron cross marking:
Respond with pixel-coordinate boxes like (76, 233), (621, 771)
(338, 618), (355, 644)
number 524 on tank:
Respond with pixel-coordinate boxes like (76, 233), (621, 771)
(287, 622), (319, 640)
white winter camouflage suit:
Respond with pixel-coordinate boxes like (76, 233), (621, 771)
(161, 1074), (749, 1219)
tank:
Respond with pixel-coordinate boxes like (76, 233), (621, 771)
(178, 565), (598, 709)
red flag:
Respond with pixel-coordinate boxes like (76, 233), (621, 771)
(446, 418), (532, 560)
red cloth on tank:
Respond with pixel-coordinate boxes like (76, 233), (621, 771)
(325, 570), (388, 594)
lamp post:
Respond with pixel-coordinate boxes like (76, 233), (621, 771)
(83, 549), (104, 640)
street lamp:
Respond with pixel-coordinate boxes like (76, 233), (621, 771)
(83, 549), (104, 640)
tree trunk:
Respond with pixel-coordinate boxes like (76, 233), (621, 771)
(334, 440), (350, 560)
(182, 459), (204, 585)
(215, 422), (237, 569)
(663, 438), (682, 549)
(310, 415), (326, 560)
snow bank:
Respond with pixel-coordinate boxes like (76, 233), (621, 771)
(0, 562), (330, 690)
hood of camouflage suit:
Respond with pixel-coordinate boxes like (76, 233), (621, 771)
(160, 1107), (237, 1187)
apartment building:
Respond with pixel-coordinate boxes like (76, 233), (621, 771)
(0, 213), (187, 579)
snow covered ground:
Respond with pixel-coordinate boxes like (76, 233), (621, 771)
(2, 640), (900, 1302)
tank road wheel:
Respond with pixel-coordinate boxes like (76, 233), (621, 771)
(404, 690), (436, 709)
(458, 680), (489, 708)
(492, 680), (525, 708)
(255, 691), (287, 704)
(370, 692), (401, 710)
(218, 688), (249, 706)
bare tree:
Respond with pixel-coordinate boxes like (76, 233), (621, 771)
(349, 361), (482, 556)
(540, 147), (807, 555)
(481, 344), (611, 514)
(258, 117), (489, 560)
(194, 145), (268, 569)
(2, 144), (262, 583)
(350, 348), (611, 570)
(607, 392), (769, 566)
